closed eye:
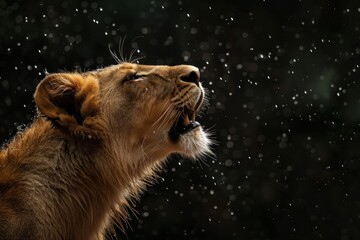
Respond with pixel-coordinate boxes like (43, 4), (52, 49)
(125, 72), (144, 82)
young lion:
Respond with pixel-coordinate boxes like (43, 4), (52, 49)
(0, 62), (211, 239)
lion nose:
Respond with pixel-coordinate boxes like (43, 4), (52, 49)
(180, 67), (200, 86)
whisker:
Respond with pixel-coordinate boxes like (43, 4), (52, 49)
(108, 44), (121, 64)
(204, 126), (218, 143)
(130, 56), (146, 63)
(197, 89), (210, 118)
(128, 47), (138, 63)
(158, 107), (180, 131)
(118, 35), (127, 62)
(152, 103), (173, 127)
(159, 109), (178, 130)
(129, 36), (144, 63)
(110, 35), (145, 64)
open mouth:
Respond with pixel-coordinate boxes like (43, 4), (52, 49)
(169, 108), (201, 136)
(169, 91), (203, 138)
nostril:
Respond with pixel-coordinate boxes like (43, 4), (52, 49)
(180, 71), (199, 85)
(180, 70), (200, 86)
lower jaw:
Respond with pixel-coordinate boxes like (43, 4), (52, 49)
(170, 127), (210, 158)
(168, 122), (201, 142)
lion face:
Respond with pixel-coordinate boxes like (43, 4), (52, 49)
(96, 63), (211, 159)
(34, 63), (211, 163)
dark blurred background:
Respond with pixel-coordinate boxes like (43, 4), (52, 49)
(1, 0), (360, 239)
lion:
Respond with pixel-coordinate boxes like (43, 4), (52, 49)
(0, 62), (211, 239)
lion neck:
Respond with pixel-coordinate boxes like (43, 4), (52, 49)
(3, 117), (171, 238)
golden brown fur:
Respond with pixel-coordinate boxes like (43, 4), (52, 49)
(0, 63), (211, 239)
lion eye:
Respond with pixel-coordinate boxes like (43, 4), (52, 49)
(125, 73), (143, 82)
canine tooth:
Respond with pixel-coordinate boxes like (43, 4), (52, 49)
(189, 110), (195, 121)
(183, 114), (191, 125)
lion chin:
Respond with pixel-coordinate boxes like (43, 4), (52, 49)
(177, 127), (212, 159)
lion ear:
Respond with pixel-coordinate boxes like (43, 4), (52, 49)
(34, 73), (105, 139)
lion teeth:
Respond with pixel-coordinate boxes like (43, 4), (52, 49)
(183, 114), (191, 126)
(189, 110), (195, 121)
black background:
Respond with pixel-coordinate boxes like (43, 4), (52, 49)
(1, 0), (360, 239)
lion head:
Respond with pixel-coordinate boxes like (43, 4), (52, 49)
(34, 63), (211, 168)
